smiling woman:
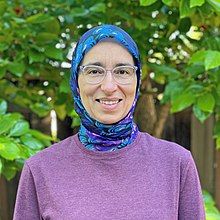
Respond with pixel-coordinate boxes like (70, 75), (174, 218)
(78, 40), (137, 125)
(13, 25), (205, 220)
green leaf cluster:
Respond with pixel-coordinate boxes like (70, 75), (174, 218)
(203, 191), (220, 220)
(0, 99), (53, 180)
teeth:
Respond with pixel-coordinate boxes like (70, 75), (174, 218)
(100, 100), (119, 105)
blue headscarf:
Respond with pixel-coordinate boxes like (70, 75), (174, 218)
(70, 24), (141, 151)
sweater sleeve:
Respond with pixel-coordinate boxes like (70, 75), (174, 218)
(178, 153), (206, 220)
(13, 162), (41, 220)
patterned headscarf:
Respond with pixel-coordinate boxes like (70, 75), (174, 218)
(70, 24), (141, 151)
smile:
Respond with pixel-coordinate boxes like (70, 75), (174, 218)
(96, 99), (122, 105)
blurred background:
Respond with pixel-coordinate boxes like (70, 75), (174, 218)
(0, 0), (220, 219)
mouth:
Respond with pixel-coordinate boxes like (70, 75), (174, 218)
(95, 98), (122, 105)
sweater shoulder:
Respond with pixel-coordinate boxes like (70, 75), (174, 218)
(139, 132), (191, 163)
(26, 134), (77, 168)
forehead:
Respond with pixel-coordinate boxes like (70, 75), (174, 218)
(81, 40), (134, 66)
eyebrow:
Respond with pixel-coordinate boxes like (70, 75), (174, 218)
(83, 62), (134, 67)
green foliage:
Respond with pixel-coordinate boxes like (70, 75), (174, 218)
(140, 0), (157, 6)
(203, 191), (220, 220)
(0, 99), (53, 180)
(189, 50), (220, 70)
(190, 0), (205, 8)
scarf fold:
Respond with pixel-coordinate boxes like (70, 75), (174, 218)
(70, 24), (141, 151)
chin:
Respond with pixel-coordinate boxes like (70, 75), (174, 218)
(96, 116), (123, 125)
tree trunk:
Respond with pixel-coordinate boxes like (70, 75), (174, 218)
(134, 76), (157, 133)
(134, 75), (170, 138)
(152, 103), (171, 138)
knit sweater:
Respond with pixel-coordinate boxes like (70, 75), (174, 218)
(13, 132), (205, 220)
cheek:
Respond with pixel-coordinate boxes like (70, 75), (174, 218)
(125, 84), (137, 106)
(78, 81), (97, 106)
(121, 86), (136, 109)
(125, 82), (137, 98)
(79, 87), (94, 105)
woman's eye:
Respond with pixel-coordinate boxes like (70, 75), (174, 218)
(90, 70), (99, 74)
(88, 69), (102, 75)
(116, 69), (129, 75)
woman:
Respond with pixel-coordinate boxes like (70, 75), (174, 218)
(14, 25), (205, 219)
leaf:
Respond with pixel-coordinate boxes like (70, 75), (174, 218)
(12, 17), (26, 24)
(0, 67), (6, 78)
(171, 91), (195, 113)
(134, 19), (149, 30)
(26, 65), (40, 77)
(8, 120), (30, 137)
(30, 102), (51, 117)
(7, 61), (26, 77)
(28, 49), (45, 64)
(179, 17), (191, 32)
(0, 99), (7, 115)
(189, 50), (207, 64)
(186, 84), (204, 93)
(113, 10), (131, 20)
(54, 104), (66, 120)
(20, 134), (44, 150)
(0, 113), (22, 135)
(214, 121), (220, 137)
(197, 93), (215, 112)
(153, 72), (166, 84)
(203, 191), (215, 204)
(90, 3), (106, 13)
(0, 43), (9, 52)
(205, 51), (220, 70)
(26, 13), (53, 23)
(162, 80), (186, 104)
(162, 0), (173, 6)
(203, 36), (220, 51)
(42, 18), (60, 35)
(20, 0), (39, 5)
(185, 64), (205, 76)
(189, 50), (220, 70)
(180, 0), (195, 18)
(59, 74), (70, 93)
(29, 129), (53, 141)
(139, 0), (157, 6)
(71, 116), (81, 127)
(35, 33), (58, 43)
(207, 0), (220, 12)
(2, 163), (17, 180)
(149, 64), (181, 80)
(0, 2), (7, 16)
(70, 8), (89, 17)
(190, 0), (205, 7)
(193, 105), (211, 122)
(17, 145), (30, 159)
(0, 139), (20, 160)
(28, 130), (52, 147)
(44, 46), (63, 60)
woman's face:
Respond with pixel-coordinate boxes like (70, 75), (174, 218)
(78, 41), (137, 124)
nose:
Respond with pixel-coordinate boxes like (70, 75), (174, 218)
(100, 70), (117, 94)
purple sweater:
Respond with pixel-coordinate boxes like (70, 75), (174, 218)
(13, 132), (205, 220)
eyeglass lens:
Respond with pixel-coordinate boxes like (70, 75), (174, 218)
(82, 66), (136, 84)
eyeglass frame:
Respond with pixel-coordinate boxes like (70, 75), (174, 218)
(78, 64), (138, 85)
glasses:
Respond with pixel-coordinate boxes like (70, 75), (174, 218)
(79, 65), (137, 85)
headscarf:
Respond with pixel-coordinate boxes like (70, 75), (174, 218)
(70, 24), (141, 151)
